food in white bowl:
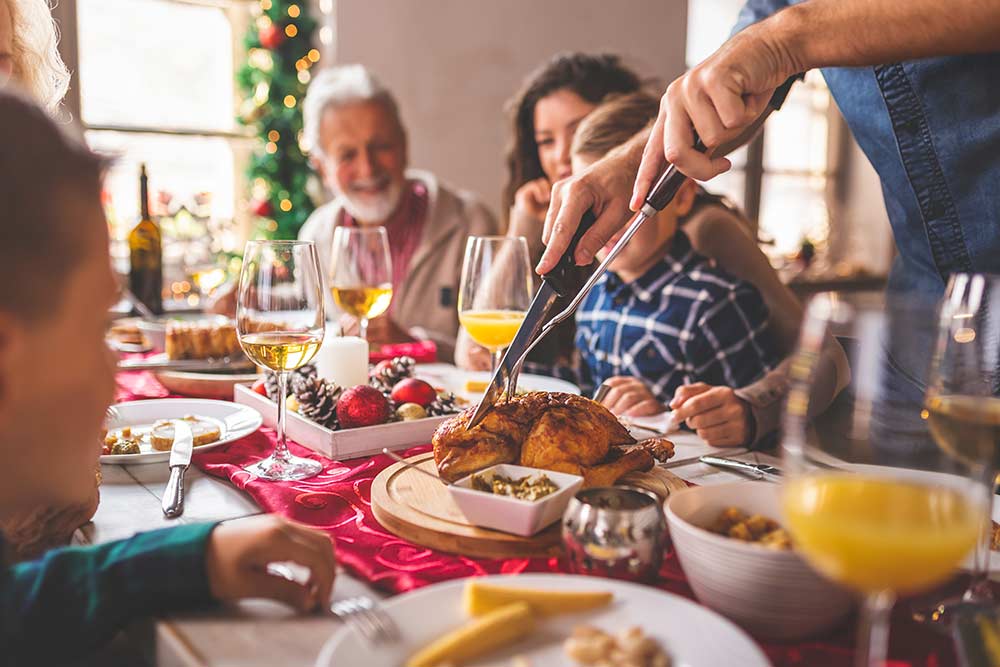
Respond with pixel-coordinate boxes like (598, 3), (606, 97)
(450, 464), (583, 537)
(665, 481), (855, 640)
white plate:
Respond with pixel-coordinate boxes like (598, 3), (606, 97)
(101, 398), (262, 465)
(319, 573), (771, 667)
(415, 364), (579, 401)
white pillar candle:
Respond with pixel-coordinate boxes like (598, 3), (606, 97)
(315, 333), (369, 389)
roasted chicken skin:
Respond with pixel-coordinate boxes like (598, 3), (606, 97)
(432, 392), (673, 487)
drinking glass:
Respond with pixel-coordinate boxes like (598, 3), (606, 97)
(328, 226), (393, 340)
(781, 293), (992, 667)
(237, 240), (325, 481)
(458, 236), (533, 373)
(913, 273), (1000, 626)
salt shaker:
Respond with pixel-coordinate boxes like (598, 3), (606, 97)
(562, 487), (667, 583)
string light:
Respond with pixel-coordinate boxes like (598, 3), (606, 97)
(295, 58), (309, 71)
(307, 49), (321, 63)
(285, 24), (298, 38)
(267, 130), (280, 141)
(266, 220), (278, 232)
(320, 26), (333, 45)
(297, 70), (311, 84)
(265, 142), (278, 154)
(287, 4), (300, 18)
(320, 0), (333, 12)
(279, 199), (293, 212)
(260, 0), (272, 9)
(283, 95), (296, 108)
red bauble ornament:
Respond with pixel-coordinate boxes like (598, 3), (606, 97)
(337, 385), (391, 429)
(251, 378), (268, 396)
(390, 378), (437, 408)
(251, 198), (274, 217)
(259, 23), (285, 50)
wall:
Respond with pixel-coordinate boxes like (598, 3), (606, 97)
(331, 0), (688, 217)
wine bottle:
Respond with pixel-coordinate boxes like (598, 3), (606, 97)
(128, 163), (163, 314)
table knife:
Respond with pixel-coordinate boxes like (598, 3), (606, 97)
(699, 455), (783, 482)
(162, 420), (194, 519)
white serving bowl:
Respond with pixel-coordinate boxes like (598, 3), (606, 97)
(666, 481), (856, 640)
(450, 464), (583, 537)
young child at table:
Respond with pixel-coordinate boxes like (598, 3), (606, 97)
(0, 88), (337, 665)
(551, 91), (780, 431)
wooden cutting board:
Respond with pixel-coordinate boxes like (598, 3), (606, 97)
(370, 452), (688, 560)
(370, 452), (563, 559)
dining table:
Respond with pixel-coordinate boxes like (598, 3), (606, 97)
(79, 367), (966, 667)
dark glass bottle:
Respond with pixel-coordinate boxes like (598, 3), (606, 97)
(128, 163), (163, 314)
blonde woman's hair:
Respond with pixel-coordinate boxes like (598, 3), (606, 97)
(571, 90), (660, 160)
(6, 0), (70, 112)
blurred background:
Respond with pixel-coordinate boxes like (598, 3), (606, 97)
(50, 0), (894, 308)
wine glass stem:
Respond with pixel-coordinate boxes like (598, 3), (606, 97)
(273, 371), (291, 463)
(359, 317), (369, 341)
(856, 590), (894, 667)
(491, 349), (503, 376)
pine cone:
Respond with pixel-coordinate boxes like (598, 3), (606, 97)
(427, 391), (461, 416)
(369, 356), (416, 395)
(264, 364), (317, 402)
(292, 375), (342, 429)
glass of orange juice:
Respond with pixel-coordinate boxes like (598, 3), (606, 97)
(458, 236), (533, 374)
(781, 294), (992, 667)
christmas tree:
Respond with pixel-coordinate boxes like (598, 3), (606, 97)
(237, 0), (319, 239)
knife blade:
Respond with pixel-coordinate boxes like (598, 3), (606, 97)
(466, 210), (597, 429)
(162, 420), (193, 518)
(699, 454), (782, 482)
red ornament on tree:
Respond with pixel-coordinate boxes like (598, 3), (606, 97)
(251, 198), (274, 217)
(258, 23), (285, 50)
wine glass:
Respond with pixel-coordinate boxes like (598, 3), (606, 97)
(913, 273), (1000, 626)
(237, 240), (325, 481)
(458, 236), (533, 373)
(781, 293), (992, 667)
(328, 226), (393, 340)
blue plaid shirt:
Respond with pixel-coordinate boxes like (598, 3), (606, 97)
(570, 230), (778, 401)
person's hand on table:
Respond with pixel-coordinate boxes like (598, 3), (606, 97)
(598, 376), (667, 417)
(632, 17), (800, 194)
(670, 383), (753, 447)
(454, 330), (492, 372)
(206, 514), (336, 613)
(338, 314), (415, 345)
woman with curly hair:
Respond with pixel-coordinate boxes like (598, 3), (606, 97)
(0, 0), (71, 112)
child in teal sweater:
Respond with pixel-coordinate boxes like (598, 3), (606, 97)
(0, 89), (336, 664)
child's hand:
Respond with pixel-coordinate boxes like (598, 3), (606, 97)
(670, 383), (752, 447)
(205, 515), (336, 613)
(599, 376), (667, 416)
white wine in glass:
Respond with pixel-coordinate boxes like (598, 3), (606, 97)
(781, 294), (991, 667)
(458, 236), (532, 374)
(237, 240), (325, 482)
(913, 272), (1000, 627)
(328, 226), (393, 340)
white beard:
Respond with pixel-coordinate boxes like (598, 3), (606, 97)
(338, 179), (405, 224)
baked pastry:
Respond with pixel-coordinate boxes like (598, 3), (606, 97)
(432, 392), (674, 488)
(150, 415), (222, 451)
(165, 320), (241, 360)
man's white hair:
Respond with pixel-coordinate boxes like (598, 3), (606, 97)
(302, 64), (403, 156)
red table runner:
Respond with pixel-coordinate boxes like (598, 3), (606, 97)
(116, 371), (959, 667)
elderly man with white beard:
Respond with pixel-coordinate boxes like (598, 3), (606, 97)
(300, 65), (499, 361)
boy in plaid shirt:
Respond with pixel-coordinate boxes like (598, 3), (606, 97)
(547, 92), (779, 432)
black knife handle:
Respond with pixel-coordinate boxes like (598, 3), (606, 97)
(541, 209), (597, 297)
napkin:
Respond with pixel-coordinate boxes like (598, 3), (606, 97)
(620, 411), (681, 437)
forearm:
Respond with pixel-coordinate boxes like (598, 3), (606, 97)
(1, 523), (217, 663)
(774, 0), (1000, 72)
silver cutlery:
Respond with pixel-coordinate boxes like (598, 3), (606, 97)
(699, 454), (782, 482)
(330, 596), (399, 643)
(161, 420), (194, 518)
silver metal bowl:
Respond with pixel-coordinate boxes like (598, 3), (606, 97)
(562, 486), (668, 583)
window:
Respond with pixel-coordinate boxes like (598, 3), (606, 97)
(686, 0), (835, 263)
(64, 0), (254, 305)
